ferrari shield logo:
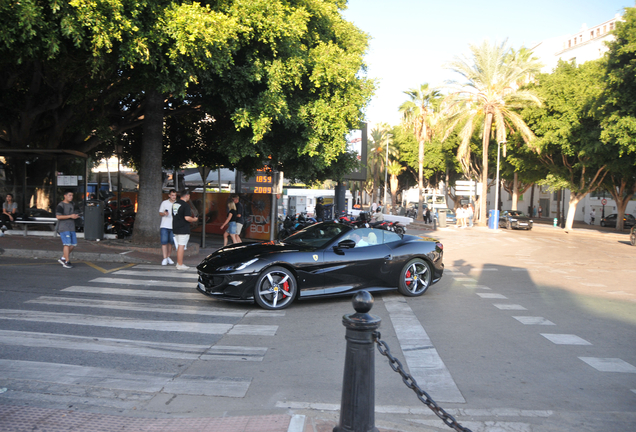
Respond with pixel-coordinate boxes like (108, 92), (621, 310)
(313, 254), (318, 262)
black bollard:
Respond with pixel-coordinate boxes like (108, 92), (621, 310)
(333, 291), (381, 432)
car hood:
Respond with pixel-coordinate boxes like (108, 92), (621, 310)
(198, 241), (315, 271)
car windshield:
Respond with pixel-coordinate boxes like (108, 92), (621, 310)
(284, 222), (352, 248)
(507, 211), (525, 217)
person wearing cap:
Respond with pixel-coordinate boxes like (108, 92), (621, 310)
(172, 189), (198, 270)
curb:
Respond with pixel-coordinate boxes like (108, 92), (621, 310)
(0, 248), (152, 263)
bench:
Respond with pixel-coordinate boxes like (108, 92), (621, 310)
(12, 217), (59, 236)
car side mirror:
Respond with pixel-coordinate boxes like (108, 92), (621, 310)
(333, 239), (356, 254)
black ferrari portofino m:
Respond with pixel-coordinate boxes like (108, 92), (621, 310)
(197, 221), (444, 310)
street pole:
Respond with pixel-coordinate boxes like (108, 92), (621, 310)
(493, 141), (504, 230)
(383, 140), (388, 213)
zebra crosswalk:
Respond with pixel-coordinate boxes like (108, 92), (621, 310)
(0, 264), (281, 409)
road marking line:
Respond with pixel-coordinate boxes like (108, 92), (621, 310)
(27, 296), (248, 317)
(463, 284), (492, 290)
(383, 297), (465, 403)
(580, 283), (607, 287)
(0, 359), (252, 397)
(541, 334), (591, 345)
(0, 309), (277, 335)
(133, 264), (197, 273)
(513, 316), (555, 325)
(0, 330), (267, 361)
(89, 277), (194, 288)
(477, 293), (508, 299)
(454, 277), (477, 282)
(63, 286), (202, 300)
(112, 269), (199, 279)
(275, 401), (553, 417)
(493, 304), (527, 310)
(579, 357), (636, 373)
(83, 262), (136, 274)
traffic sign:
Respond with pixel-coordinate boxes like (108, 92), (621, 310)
(601, 199), (607, 205)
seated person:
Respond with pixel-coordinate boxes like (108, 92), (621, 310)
(373, 207), (384, 222)
(1, 193), (17, 230)
(367, 231), (377, 245)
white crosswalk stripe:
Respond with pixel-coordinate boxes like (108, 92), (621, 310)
(383, 296), (465, 403)
(89, 277), (194, 287)
(0, 309), (277, 335)
(0, 263), (281, 406)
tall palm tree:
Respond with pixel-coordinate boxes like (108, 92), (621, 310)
(368, 124), (397, 206)
(399, 84), (442, 222)
(445, 40), (542, 225)
(387, 160), (405, 214)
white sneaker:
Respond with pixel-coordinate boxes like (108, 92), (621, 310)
(176, 264), (190, 270)
(162, 258), (168, 266)
(166, 257), (174, 265)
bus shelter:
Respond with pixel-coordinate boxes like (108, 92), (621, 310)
(0, 149), (89, 218)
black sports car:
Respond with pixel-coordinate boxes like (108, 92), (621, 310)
(196, 221), (444, 310)
(498, 210), (533, 230)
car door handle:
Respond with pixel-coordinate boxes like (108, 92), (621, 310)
(384, 254), (392, 260)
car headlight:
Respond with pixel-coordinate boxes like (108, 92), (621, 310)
(217, 258), (259, 271)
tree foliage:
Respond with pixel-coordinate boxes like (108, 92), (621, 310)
(445, 40), (542, 224)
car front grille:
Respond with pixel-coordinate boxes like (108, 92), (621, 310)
(198, 273), (226, 290)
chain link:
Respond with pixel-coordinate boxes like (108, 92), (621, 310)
(373, 331), (473, 432)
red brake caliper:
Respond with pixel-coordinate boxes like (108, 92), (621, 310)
(281, 280), (290, 298)
(406, 270), (412, 287)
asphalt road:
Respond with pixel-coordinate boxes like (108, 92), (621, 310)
(0, 227), (635, 432)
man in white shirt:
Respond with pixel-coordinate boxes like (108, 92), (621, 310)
(159, 189), (177, 265)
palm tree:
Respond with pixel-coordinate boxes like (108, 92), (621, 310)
(399, 84), (442, 222)
(368, 124), (397, 206)
(445, 40), (542, 225)
(387, 160), (406, 214)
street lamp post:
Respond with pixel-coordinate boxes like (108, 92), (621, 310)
(492, 140), (505, 230)
(383, 140), (388, 213)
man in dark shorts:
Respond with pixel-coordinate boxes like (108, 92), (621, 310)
(231, 194), (244, 243)
(55, 190), (79, 268)
(172, 189), (198, 270)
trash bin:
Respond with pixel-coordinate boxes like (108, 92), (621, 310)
(84, 200), (104, 240)
(488, 209), (500, 230)
(438, 208), (447, 228)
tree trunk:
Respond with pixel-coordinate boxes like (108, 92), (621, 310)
(512, 172), (518, 211)
(417, 139), (424, 222)
(132, 89), (164, 246)
(565, 194), (584, 231)
(478, 113), (493, 226)
(607, 178), (636, 231)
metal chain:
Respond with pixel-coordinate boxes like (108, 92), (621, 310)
(373, 331), (473, 432)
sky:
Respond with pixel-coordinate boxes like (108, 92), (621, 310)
(342, 0), (631, 127)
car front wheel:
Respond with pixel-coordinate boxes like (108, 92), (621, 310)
(254, 266), (297, 310)
(601, 221), (606, 227)
(506, 220), (512, 229)
(398, 258), (432, 297)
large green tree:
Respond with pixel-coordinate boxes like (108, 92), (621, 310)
(0, 0), (373, 244)
(445, 40), (542, 225)
(523, 60), (611, 231)
(367, 124), (396, 206)
(598, 6), (636, 230)
(399, 83), (442, 222)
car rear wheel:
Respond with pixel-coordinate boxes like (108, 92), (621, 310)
(254, 266), (297, 310)
(600, 221), (606, 227)
(398, 258), (432, 297)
